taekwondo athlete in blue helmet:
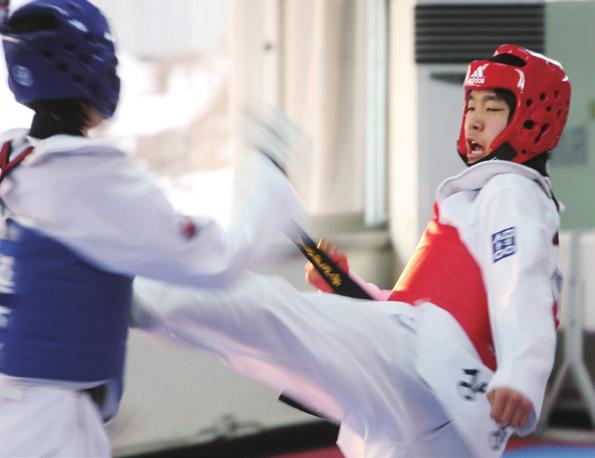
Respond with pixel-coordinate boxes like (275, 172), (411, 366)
(0, 1), (306, 456)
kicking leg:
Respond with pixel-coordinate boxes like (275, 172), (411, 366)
(134, 273), (452, 454)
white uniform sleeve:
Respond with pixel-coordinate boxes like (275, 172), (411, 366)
(477, 178), (558, 434)
(6, 148), (306, 288)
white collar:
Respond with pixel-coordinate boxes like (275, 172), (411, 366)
(0, 129), (121, 165)
(437, 160), (552, 202)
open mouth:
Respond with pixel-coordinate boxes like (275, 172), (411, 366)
(467, 140), (485, 154)
(466, 139), (488, 163)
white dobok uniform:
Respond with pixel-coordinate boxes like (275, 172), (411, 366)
(134, 160), (561, 458)
(0, 129), (304, 458)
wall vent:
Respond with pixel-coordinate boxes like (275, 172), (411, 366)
(415, 3), (545, 64)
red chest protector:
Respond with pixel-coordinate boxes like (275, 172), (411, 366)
(389, 203), (497, 370)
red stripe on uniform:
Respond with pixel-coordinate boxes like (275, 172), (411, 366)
(389, 202), (497, 371)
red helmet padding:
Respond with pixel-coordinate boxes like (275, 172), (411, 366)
(457, 44), (571, 164)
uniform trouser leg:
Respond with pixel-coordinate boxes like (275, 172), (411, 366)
(0, 383), (110, 458)
(135, 273), (473, 457)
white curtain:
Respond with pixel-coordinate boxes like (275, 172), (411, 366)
(232, 0), (365, 216)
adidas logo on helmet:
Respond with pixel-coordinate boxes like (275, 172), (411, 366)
(468, 64), (488, 85)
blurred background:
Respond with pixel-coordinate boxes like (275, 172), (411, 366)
(2, 0), (595, 456)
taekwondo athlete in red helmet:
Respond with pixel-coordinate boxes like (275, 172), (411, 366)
(0, 1), (306, 456)
(133, 44), (569, 458)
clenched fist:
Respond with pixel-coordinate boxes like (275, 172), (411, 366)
(304, 239), (349, 292)
(487, 388), (533, 429)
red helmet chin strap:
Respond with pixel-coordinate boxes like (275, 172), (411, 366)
(457, 44), (571, 166)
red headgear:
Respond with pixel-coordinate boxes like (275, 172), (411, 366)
(457, 44), (571, 165)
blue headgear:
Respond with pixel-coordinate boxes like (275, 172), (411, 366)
(2, 0), (120, 119)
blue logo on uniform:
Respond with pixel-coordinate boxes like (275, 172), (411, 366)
(492, 227), (516, 263)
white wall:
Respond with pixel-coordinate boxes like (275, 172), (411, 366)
(95, 0), (229, 58)
(388, 0), (420, 269)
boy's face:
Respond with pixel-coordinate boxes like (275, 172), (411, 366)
(464, 90), (511, 164)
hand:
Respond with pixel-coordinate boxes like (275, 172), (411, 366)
(304, 239), (349, 292)
(242, 105), (304, 176)
(487, 388), (533, 429)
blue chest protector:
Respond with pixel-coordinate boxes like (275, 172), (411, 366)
(0, 219), (133, 419)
